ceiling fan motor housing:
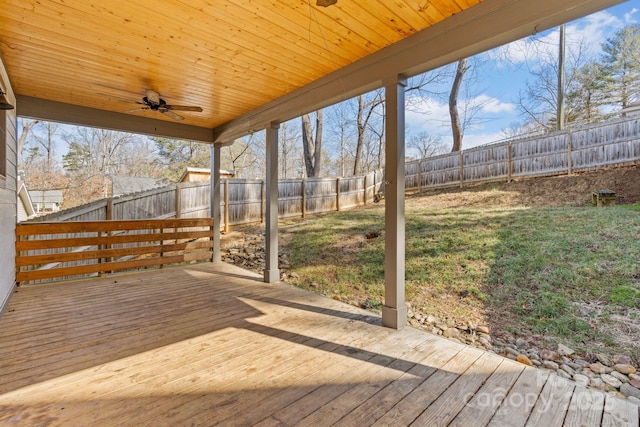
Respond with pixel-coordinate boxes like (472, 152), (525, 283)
(142, 96), (168, 110)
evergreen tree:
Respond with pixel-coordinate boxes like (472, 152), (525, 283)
(601, 24), (640, 111)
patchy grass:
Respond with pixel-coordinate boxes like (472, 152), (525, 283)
(282, 203), (640, 360)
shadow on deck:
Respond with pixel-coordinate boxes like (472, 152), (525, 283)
(0, 262), (637, 426)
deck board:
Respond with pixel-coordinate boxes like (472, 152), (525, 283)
(0, 262), (638, 426)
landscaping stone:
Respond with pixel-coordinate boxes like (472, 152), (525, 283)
(596, 353), (613, 367)
(614, 364), (636, 375)
(557, 370), (572, 380)
(542, 361), (559, 370)
(620, 383), (640, 399)
(517, 354), (534, 366)
(557, 344), (575, 356)
(612, 355), (632, 365)
(610, 371), (629, 383)
(590, 378), (605, 390)
(560, 364), (576, 376)
(505, 347), (519, 357)
(476, 325), (490, 334)
(601, 374), (623, 389)
(630, 379), (640, 389)
(628, 396), (640, 406)
(443, 327), (459, 338)
(589, 363), (612, 374)
(573, 374), (590, 387)
(540, 349), (560, 361)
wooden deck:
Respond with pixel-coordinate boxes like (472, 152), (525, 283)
(0, 262), (638, 426)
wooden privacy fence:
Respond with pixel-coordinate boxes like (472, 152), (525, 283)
(29, 117), (640, 227)
(406, 117), (640, 190)
(32, 170), (385, 228)
(16, 218), (214, 285)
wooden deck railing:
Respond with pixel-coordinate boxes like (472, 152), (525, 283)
(16, 218), (214, 284)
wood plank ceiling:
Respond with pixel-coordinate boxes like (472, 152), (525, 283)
(0, 0), (481, 131)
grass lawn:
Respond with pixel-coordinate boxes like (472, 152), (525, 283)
(281, 202), (640, 360)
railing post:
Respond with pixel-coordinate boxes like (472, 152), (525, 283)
(507, 141), (512, 183)
(210, 221), (214, 262)
(336, 177), (341, 211)
(224, 179), (230, 233)
(159, 227), (164, 269)
(301, 178), (307, 218)
(567, 130), (573, 177)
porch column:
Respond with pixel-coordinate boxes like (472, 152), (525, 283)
(264, 122), (280, 283)
(210, 144), (221, 262)
(382, 75), (407, 329)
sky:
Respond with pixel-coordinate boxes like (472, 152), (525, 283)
(403, 1), (639, 155)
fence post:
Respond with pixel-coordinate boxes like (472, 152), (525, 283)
(301, 178), (307, 218)
(336, 177), (341, 211)
(175, 183), (182, 218)
(363, 174), (368, 206)
(417, 160), (422, 193)
(507, 141), (512, 183)
(567, 130), (573, 177)
(459, 150), (464, 188)
(105, 198), (113, 220)
(224, 179), (230, 233)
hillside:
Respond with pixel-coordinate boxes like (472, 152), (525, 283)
(409, 165), (640, 209)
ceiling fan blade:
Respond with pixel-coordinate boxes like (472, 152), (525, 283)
(161, 109), (184, 120)
(146, 89), (160, 105)
(124, 107), (151, 113)
(166, 105), (203, 112)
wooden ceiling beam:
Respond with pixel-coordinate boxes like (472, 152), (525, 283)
(212, 0), (625, 143)
(17, 95), (215, 144)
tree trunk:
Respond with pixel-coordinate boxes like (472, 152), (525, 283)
(449, 58), (467, 152)
(301, 110), (323, 177)
(353, 95), (366, 176)
(17, 119), (39, 164)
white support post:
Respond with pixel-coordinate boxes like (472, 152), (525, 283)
(211, 144), (222, 262)
(264, 122), (280, 283)
(382, 75), (407, 330)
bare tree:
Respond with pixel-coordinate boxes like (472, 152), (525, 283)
(517, 31), (592, 131)
(222, 134), (264, 178)
(449, 58), (468, 152)
(301, 110), (323, 177)
(353, 91), (384, 176)
(279, 121), (302, 178)
(17, 118), (39, 164)
(326, 102), (355, 177)
(408, 132), (448, 159)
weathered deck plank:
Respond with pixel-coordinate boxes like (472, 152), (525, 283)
(0, 262), (638, 426)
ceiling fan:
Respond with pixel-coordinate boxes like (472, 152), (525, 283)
(126, 89), (203, 120)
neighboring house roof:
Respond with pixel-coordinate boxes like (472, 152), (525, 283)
(179, 167), (235, 183)
(17, 181), (36, 222)
(111, 176), (165, 197)
(30, 190), (64, 204)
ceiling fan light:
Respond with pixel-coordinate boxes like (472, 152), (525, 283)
(316, 0), (337, 7)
